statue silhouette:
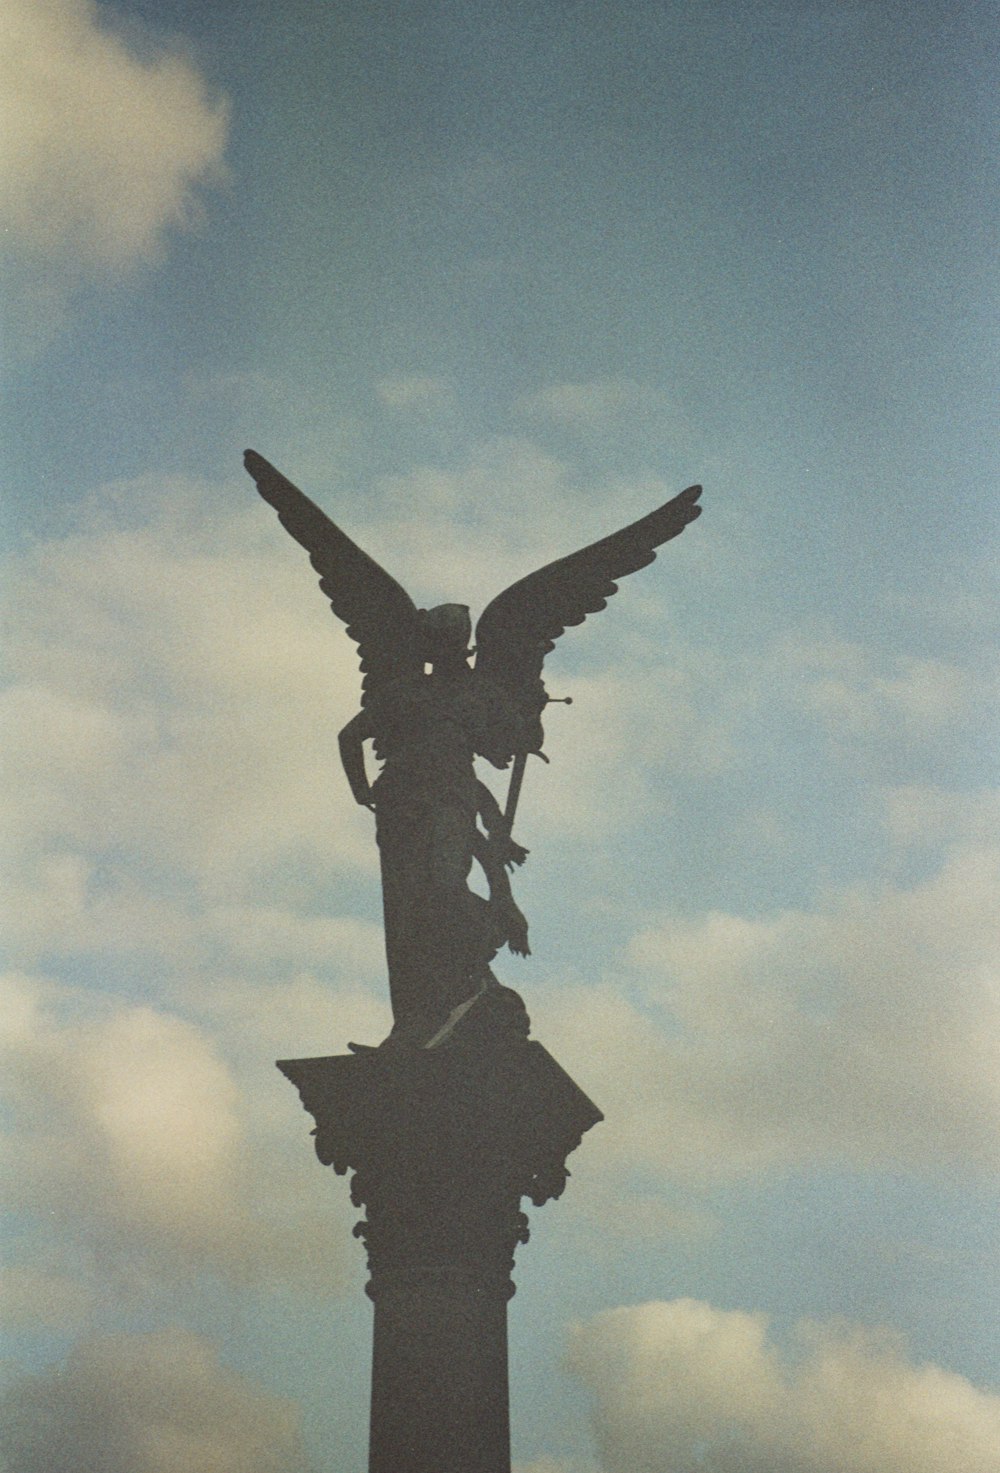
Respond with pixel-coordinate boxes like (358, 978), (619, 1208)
(245, 449), (701, 1043)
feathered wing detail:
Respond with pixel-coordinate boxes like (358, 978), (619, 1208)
(244, 450), (421, 701)
(474, 484), (702, 741)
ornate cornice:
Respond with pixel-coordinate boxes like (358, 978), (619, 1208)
(278, 989), (602, 1299)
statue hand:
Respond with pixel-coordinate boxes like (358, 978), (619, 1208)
(502, 899), (531, 956)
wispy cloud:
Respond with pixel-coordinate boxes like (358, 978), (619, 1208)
(783, 637), (984, 747)
(519, 378), (689, 434)
(537, 824), (1000, 1179)
(0, 1265), (97, 1332)
(376, 375), (457, 412)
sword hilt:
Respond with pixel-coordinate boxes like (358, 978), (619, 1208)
(503, 698), (572, 826)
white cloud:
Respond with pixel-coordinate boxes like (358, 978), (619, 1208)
(3, 974), (245, 1264)
(0, 0), (228, 270)
(0, 1328), (309, 1473)
(522, 662), (727, 839)
(0, 484), (395, 1308)
(6, 468), (993, 1288)
(568, 1299), (1000, 1473)
(0, 0), (227, 350)
(193, 971), (389, 1071)
(535, 828), (1000, 1179)
(2, 484), (377, 964)
(202, 906), (383, 976)
(0, 973), (369, 1294)
(519, 379), (695, 445)
(362, 436), (583, 593)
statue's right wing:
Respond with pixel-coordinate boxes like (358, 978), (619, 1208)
(474, 483), (702, 739)
(244, 450), (421, 702)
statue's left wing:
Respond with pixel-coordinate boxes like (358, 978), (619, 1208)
(244, 450), (421, 702)
(475, 484), (702, 733)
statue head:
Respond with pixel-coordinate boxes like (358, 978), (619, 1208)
(418, 604), (473, 666)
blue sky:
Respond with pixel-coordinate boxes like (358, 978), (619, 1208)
(2, 3), (998, 1470)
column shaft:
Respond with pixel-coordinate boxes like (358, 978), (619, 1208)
(369, 1280), (510, 1473)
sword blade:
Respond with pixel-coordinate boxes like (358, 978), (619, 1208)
(503, 750), (528, 828)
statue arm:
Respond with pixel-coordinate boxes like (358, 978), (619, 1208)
(476, 780), (529, 868)
(471, 826), (531, 957)
(338, 710), (376, 810)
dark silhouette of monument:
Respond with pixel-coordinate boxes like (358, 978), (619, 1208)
(245, 449), (701, 1471)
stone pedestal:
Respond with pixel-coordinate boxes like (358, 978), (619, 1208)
(278, 988), (602, 1473)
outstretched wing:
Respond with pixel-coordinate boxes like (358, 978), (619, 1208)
(244, 450), (421, 702)
(475, 484), (702, 730)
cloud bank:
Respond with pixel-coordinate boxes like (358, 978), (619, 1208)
(539, 827), (1000, 1179)
(0, 971), (379, 1304)
(0, 1328), (309, 1473)
(5, 478), (995, 1203)
(2, 483), (377, 962)
(569, 1299), (1000, 1473)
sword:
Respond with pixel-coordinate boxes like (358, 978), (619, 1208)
(503, 696), (571, 831)
(503, 750), (529, 830)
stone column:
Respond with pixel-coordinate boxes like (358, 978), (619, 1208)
(278, 987), (602, 1473)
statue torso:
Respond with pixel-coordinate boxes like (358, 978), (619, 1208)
(368, 673), (484, 812)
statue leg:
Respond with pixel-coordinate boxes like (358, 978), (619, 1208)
(376, 802), (439, 1031)
(428, 805), (514, 1009)
(376, 780), (499, 1040)
(377, 799), (480, 1036)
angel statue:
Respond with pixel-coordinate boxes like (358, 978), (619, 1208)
(244, 450), (701, 1046)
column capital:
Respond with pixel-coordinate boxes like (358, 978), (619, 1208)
(278, 987), (602, 1297)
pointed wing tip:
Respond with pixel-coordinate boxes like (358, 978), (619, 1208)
(244, 450), (283, 501)
(663, 483), (702, 526)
